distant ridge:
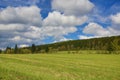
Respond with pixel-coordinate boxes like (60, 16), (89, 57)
(25, 35), (120, 52)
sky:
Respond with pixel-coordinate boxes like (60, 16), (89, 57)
(0, 0), (120, 49)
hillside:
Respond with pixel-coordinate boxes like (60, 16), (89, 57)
(3, 36), (120, 54)
(33, 36), (120, 53)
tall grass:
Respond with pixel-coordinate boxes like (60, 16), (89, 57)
(0, 52), (120, 80)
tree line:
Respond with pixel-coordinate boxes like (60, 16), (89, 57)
(0, 36), (120, 54)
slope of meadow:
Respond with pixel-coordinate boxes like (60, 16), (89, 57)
(0, 52), (120, 80)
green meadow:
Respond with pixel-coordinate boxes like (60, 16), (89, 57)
(0, 52), (120, 80)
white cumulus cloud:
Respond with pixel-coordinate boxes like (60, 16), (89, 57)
(0, 6), (43, 48)
(19, 44), (29, 48)
(43, 11), (87, 40)
(52, 0), (94, 16)
(0, 24), (25, 31)
(0, 6), (42, 26)
(79, 35), (97, 39)
(43, 11), (88, 26)
(82, 22), (120, 39)
(110, 13), (120, 25)
(83, 22), (110, 36)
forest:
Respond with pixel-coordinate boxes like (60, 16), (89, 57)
(1, 36), (120, 54)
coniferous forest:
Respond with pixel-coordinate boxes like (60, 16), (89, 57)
(2, 36), (120, 54)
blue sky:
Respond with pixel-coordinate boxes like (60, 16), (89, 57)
(0, 0), (120, 49)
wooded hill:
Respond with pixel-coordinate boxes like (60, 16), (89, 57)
(3, 35), (120, 54)
(34, 36), (120, 52)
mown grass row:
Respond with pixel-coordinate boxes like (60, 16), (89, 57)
(0, 52), (120, 80)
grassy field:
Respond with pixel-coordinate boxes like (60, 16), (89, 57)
(0, 52), (120, 80)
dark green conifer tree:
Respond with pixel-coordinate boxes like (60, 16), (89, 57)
(45, 46), (49, 53)
(14, 44), (18, 54)
(31, 44), (36, 53)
